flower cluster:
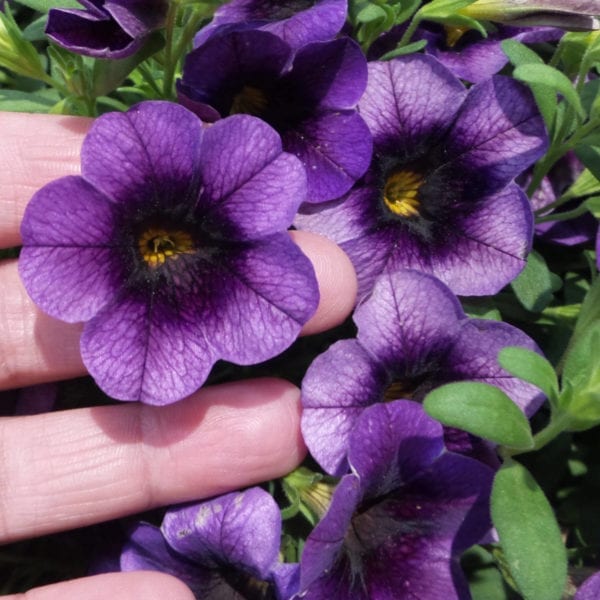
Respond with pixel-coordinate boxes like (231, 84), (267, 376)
(7, 0), (600, 598)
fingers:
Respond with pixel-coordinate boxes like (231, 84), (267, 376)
(0, 113), (91, 249)
(1, 572), (195, 600)
(0, 377), (305, 543)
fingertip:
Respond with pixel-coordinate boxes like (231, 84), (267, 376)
(290, 230), (357, 336)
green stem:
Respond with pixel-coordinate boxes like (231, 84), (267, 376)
(508, 412), (572, 457)
(535, 202), (591, 224)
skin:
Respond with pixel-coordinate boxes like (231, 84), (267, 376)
(0, 112), (357, 598)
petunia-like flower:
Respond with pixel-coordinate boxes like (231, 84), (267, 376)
(369, 22), (562, 84)
(45, 0), (167, 59)
(179, 28), (372, 203)
(295, 54), (548, 298)
(575, 571), (600, 600)
(121, 487), (299, 599)
(19, 101), (319, 405)
(301, 269), (544, 476)
(297, 400), (495, 599)
(194, 0), (348, 51)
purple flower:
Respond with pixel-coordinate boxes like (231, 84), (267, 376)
(45, 0), (167, 59)
(179, 29), (372, 203)
(301, 269), (544, 476)
(18, 101), (319, 405)
(577, 571), (600, 599)
(121, 487), (298, 599)
(298, 401), (494, 599)
(295, 54), (548, 298)
(194, 0), (348, 50)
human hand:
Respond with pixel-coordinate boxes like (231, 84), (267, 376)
(0, 113), (357, 599)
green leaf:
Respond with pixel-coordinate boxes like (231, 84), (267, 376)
(491, 459), (567, 600)
(562, 321), (600, 391)
(513, 63), (586, 122)
(501, 39), (544, 67)
(498, 347), (559, 404)
(510, 250), (555, 313)
(380, 39), (427, 60)
(575, 145), (600, 182)
(11, 0), (81, 12)
(0, 88), (59, 112)
(423, 382), (534, 449)
(356, 4), (387, 23)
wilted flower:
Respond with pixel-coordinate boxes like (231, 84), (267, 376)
(45, 0), (167, 59)
(297, 401), (494, 599)
(301, 269), (544, 476)
(459, 0), (600, 31)
(296, 54), (548, 298)
(121, 487), (299, 599)
(194, 0), (348, 50)
(19, 101), (319, 405)
(179, 28), (372, 203)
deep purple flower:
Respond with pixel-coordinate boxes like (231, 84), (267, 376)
(19, 102), (318, 405)
(301, 269), (544, 476)
(297, 401), (494, 599)
(179, 28), (372, 203)
(45, 0), (167, 59)
(121, 487), (298, 599)
(194, 0), (348, 50)
(371, 22), (561, 84)
(295, 54), (548, 298)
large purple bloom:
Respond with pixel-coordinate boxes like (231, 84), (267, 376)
(121, 487), (298, 599)
(301, 269), (544, 476)
(194, 0), (348, 50)
(295, 54), (548, 297)
(179, 28), (372, 203)
(297, 401), (494, 599)
(19, 102), (318, 405)
(46, 0), (167, 59)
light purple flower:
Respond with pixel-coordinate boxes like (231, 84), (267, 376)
(301, 269), (544, 476)
(19, 101), (319, 405)
(295, 54), (548, 298)
(575, 571), (600, 600)
(45, 0), (167, 59)
(179, 29), (372, 203)
(297, 401), (494, 599)
(121, 487), (298, 599)
(194, 0), (348, 50)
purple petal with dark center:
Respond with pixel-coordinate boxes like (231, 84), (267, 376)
(358, 55), (467, 155)
(205, 234), (318, 365)
(82, 101), (203, 206)
(80, 267), (218, 404)
(283, 111), (372, 203)
(439, 76), (548, 197)
(163, 488), (281, 577)
(447, 319), (545, 416)
(19, 176), (123, 323)
(353, 270), (464, 367)
(301, 339), (389, 476)
(198, 116), (307, 237)
(195, 0), (348, 50)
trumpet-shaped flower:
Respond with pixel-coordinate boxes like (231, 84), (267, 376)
(45, 0), (167, 58)
(295, 54), (548, 298)
(121, 487), (299, 599)
(19, 102), (319, 405)
(297, 401), (494, 599)
(301, 269), (544, 476)
(179, 28), (372, 203)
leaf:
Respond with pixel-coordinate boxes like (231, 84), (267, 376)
(511, 250), (555, 313)
(491, 459), (567, 600)
(498, 346), (559, 403)
(575, 145), (600, 182)
(562, 321), (600, 391)
(0, 88), (59, 112)
(380, 39), (427, 60)
(513, 63), (586, 122)
(501, 39), (544, 67)
(423, 382), (534, 449)
(11, 0), (81, 12)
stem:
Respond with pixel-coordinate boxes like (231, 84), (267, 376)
(508, 412), (573, 457)
(396, 12), (422, 48)
(535, 202), (591, 223)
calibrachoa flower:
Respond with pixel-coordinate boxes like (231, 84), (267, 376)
(576, 571), (600, 599)
(194, 0), (348, 51)
(179, 28), (372, 203)
(295, 54), (548, 298)
(301, 269), (544, 476)
(19, 101), (319, 405)
(121, 487), (298, 599)
(297, 401), (495, 599)
(45, 0), (167, 59)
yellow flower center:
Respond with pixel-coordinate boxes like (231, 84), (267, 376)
(138, 227), (194, 268)
(230, 85), (269, 117)
(383, 170), (423, 218)
(444, 24), (471, 47)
